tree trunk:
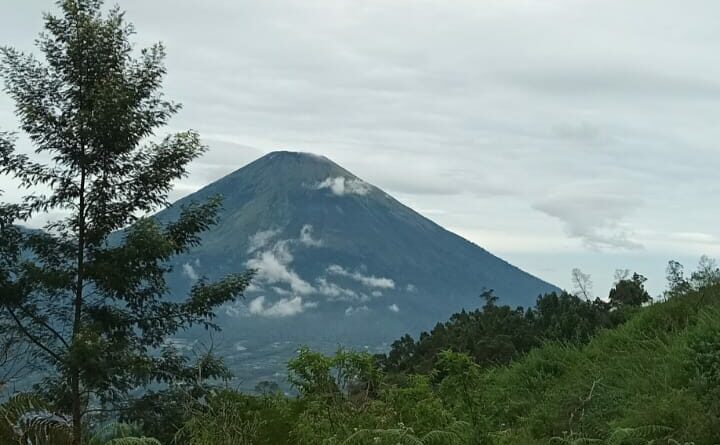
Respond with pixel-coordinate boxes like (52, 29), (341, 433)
(71, 168), (87, 445)
(71, 371), (82, 445)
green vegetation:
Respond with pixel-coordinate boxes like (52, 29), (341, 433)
(132, 260), (719, 445)
(0, 1), (252, 444)
(4, 258), (719, 444)
(2, 1), (720, 445)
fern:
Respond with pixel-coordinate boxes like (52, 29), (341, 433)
(0, 393), (73, 445)
(607, 425), (672, 445)
(88, 422), (160, 445)
(341, 421), (471, 445)
(104, 438), (162, 445)
(550, 431), (602, 445)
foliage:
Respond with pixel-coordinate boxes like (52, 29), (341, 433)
(608, 273), (652, 308)
(379, 289), (626, 375)
(175, 391), (265, 445)
(340, 421), (472, 445)
(3, 234), (719, 445)
(0, 1), (252, 443)
(0, 394), (162, 445)
(0, 393), (73, 445)
(162, 260), (720, 445)
(119, 346), (232, 445)
(87, 422), (160, 445)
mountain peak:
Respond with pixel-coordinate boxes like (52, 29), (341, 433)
(263, 150), (330, 162)
(206, 150), (361, 195)
(253, 150), (340, 172)
(158, 150), (560, 389)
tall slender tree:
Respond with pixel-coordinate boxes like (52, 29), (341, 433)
(0, 1), (253, 443)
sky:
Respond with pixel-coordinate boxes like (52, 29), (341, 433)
(2, 0), (719, 298)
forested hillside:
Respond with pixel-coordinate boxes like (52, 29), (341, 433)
(3, 259), (720, 444)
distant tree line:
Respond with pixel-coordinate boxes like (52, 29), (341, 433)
(377, 273), (650, 375)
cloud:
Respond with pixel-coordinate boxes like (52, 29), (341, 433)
(247, 229), (281, 254)
(551, 122), (607, 145)
(245, 282), (263, 293)
(246, 241), (315, 294)
(388, 303), (400, 313)
(271, 286), (293, 296)
(315, 277), (358, 301)
(299, 224), (322, 247)
(534, 185), (643, 250)
(668, 232), (718, 244)
(182, 262), (199, 281)
(248, 295), (317, 318)
(405, 284), (417, 293)
(344, 305), (370, 316)
(8, 0), (720, 299)
(327, 265), (395, 289)
(316, 177), (370, 196)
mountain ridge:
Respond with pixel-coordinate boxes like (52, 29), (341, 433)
(157, 150), (560, 387)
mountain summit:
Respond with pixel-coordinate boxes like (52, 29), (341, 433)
(159, 151), (559, 386)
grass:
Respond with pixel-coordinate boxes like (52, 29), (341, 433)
(477, 287), (720, 444)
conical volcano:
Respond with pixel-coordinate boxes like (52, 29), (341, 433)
(158, 151), (559, 387)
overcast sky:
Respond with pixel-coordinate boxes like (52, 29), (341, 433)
(2, 0), (720, 297)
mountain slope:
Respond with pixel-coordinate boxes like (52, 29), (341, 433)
(157, 151), (559, 386)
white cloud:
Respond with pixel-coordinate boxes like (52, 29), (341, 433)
(248, 295), (317, 318)
(405, 284), (417, 293)
(668, 232), (718, 244)
(246, 241), (315, 295)
(388, 303), (400, 313)
(316, 177), (370, 196)
(344, 305), (370, 316)
(327, 265), (395, 289)
(246, 282), (263, 292)
(315, 277), (358, 301)
(182, 262), (199, 281)
(371, 290), (383, 297)
(534, 184), (644, 251)
(271, 286), (293, 296)
(8, 0), (720, 298)
(299, 224), (322, 247)
(224, 304), (242, 317)
(247, 229), (281, 254)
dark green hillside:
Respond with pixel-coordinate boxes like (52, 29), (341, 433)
(109, 265), (720, 445)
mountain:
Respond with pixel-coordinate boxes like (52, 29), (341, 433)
(157, 151), (559, 387)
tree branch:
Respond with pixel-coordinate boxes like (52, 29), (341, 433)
(5, 307), (64, 364)
(18, 304), (70, 350)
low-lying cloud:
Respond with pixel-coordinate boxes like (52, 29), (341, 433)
(315, 277), (359, 301)
(182, 262), (199, 281)
(316, 177), (370, 196)
(327, 264), (395, 289)
(247, 229), (281, 253)
(344, 305), (370, 316)
(299, 224), (322, 247)
(246, 241), (315, 295)
(248, 295), (317, 318)
(534, 185), (644, 251)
